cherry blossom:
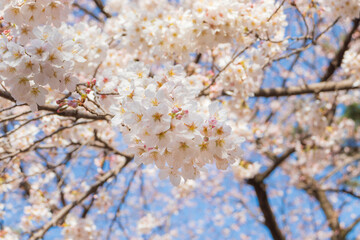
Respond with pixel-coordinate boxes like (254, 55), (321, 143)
(0, 0), (360, 239)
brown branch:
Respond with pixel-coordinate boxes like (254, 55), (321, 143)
(324, 188), (360, 200)
(93, 0), (111, 18)
(73, 2), (103, 22)
(198, 43), (253, 97)
(0, 110), (31, 123)
(194, 53), (202, 64)
(81, 195), (96, 218)
(93, 130), (133, 159)
(244, 148), (297, 240)
(106, 168), (138, 240)
(29, 157), (132, 240)
(0, 112), (55, 139)
(247, 179), (286, 240)
(0, 120), (95, 161)
(0, 89), (110, 121)
(257, 147), (295, 182)
(0, 103), (26, 113)
(343, 215), (360, 236)
(267, 0), (286, 22)
(254, 79), (359, 97)
(320, 18), (360, 82)
(300, 176), (346, 240)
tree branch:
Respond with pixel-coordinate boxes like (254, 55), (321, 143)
(0, 89), (110, 121)
(320, 18), (360, 82)
(106, 168), (138, 240)
(257, 147), (295, 182)
(343, 215), (360, 236)
(29, 157), (132, 240)
(247, 179), (286, 240)
(254, 79), (359, 97)
(300, 176), (346, 240)
(324, 188), (360, 200)
(93, 0), (111, 18)
(73, 2), (103, 22)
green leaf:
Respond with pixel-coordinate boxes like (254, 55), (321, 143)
(344, 103), (360, 123)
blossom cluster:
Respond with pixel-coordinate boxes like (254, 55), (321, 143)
(0, 0), (109, 110)
(232, 160), (261, 180)
(212, 45), (265, 101)
(20, 190), (52, 232)
(342, 40), (360, 87)
(318, 0), (360, 20)
(137, 213), (161, 235)
(111, 62), (242, 185)
(0, 227), (19, 240)
(295, 100), (329, 137)
(0, 26), (80, 110)
(62, 214), (98, 240)
(59, 22), (109, 76)
(105, 0), (287, 62)
(2, 0), (72, 28)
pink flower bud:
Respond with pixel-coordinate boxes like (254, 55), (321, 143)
(68, 101), (78, 108)
(209, 117), (217, 126)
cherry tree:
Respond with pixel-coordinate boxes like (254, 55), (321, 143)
(0, 0), (360, 239)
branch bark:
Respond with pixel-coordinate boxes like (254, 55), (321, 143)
(73, 2), (103, 22)
(29, 157), (132, 240)
(93, 0), (111, 18)
(320, 18), (360, 82)
(0, 89), (110, 121)
(300, 176), (347, 240)
(254, 79), (359, 97)
(247, 179), (286, 240)
(257, 147), (295, 182)
(245, 148), (297, 240)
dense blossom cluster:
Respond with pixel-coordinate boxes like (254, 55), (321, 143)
(318, 0), (360, 19)
(211, 44), (265, 101)
(1, 0), (360, 239)
(0, 26), (81, 110)
(2, 0), (72, 27)
(111, 62), (242, 185)
(295, 100), (328, 137)
(137, 213), (161, 234)
(20, 190), (52, 232)
(105, 0), (287, 62)
(342, 40), (360, 87)
(0, 0), (109, 110)
(60, 22), (109, 76)
(62, 214), (98, 240)
(232, 160), (261, 180)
